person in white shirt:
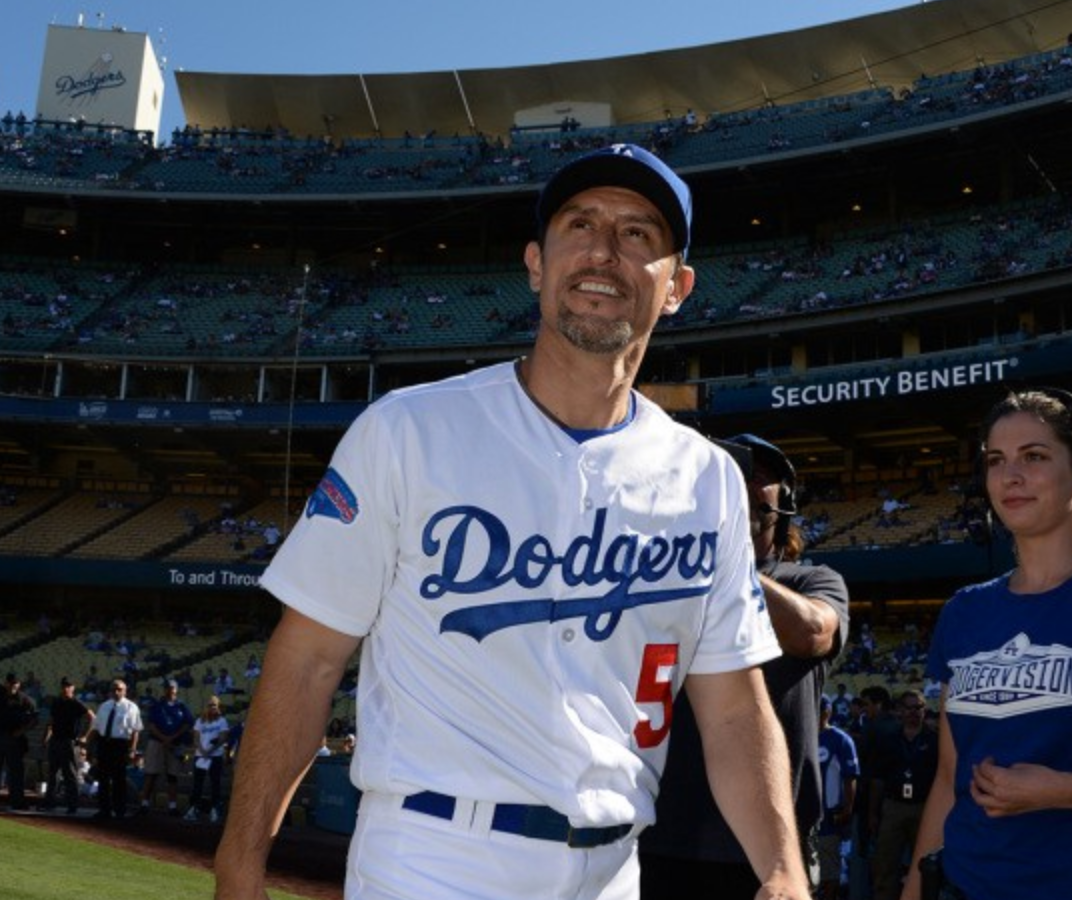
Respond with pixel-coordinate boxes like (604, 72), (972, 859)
(184, 695), (229, 824)
(88, 679), (142, 819)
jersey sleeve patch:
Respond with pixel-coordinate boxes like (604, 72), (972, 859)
(306, 467), (359, 524)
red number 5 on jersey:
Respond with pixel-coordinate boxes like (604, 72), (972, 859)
(633, 643), (679, 748)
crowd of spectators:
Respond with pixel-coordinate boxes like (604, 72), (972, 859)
(5, 42), (1072, 203)
(4, 176), (1072, 359)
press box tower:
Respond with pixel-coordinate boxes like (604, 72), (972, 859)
(36, 23), (165, 138)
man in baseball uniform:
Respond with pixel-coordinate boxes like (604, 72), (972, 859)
(215, 144), (811, 900)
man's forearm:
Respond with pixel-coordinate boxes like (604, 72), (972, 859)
(218, 653), (333, 862)
(713, 704), (804, 883)
(689, 669), (809, 895)
(214, 608), (360, 899)
(759, 574), (839, 658)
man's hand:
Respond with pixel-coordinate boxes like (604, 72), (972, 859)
(756, 871), (814, 900)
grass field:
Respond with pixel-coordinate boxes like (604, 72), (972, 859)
(0, 818), (315, 900)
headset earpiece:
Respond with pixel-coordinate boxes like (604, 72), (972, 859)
(779, 483), (796, 516)
(772, 480), (797, 547)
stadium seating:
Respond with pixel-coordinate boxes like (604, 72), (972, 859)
(69, 493), (229, 560)
(0, 256), (133, 352)
(0, 486), (152, 557)
(0, 483), (65, 538)
(6, 44), (1072, 202)
(3, 185), (1068, 364)
(0, 618), (38, 656)
(0, 175), (1069, 367)
(164, 495), (291, 564)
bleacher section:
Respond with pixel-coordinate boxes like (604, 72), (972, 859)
(4, 44), (1072, 199)
(3, 625), (229, 703)
(0, 480), (64, 539)
(69, 494), (229, 560)
(164, 494), (291, 564)
(0, 484), (153, 557)
(73, 265), (321, 358)
(2, 189), (1070, 361)
(0, 475), (298, 566)
(807, 483), (968, 551)
(177, 637), (268, 715)
(0, 256), (135, 352)
(2, 622), (356, 730)
(0, 618), (38, 656)
(302, 268), (536, 354)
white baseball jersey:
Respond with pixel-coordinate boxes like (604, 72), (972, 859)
(260, 361), (779, 829)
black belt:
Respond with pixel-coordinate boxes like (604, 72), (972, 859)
(401, 790), (632, 849)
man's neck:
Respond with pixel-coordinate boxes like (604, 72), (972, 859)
(517, 353), (635, 430)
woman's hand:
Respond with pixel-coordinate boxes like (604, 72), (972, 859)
(970, 757), (1070, 816)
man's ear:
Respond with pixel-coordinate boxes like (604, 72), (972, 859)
(662, 263), (695, 315)
(524, 241), (543, 292)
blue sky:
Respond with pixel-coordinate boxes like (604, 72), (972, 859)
(2, 1), (916, 140)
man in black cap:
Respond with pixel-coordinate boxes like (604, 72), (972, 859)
(216, 145), (811, 900)
(641, 434), (850, 899)
(0, 672), (38, 811)
(41, 676), (95, 813)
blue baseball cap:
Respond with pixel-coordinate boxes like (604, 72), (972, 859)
(536, 143), (692, 258)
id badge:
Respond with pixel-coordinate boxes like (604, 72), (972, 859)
(902, 783), (914, 800)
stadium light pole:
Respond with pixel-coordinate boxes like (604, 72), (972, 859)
(283, 264), (310, 535)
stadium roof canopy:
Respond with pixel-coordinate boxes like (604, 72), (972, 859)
(174, 0), (1072, 141)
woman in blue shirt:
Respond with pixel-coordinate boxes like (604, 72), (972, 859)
(902, 388), (1072, 900)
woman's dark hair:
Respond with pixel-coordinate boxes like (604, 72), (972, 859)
(981, 389), (1072, 457)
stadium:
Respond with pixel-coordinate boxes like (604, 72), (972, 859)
(1, 0), (1071, 891)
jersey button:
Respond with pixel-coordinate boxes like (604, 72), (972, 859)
(583, 498), (593, 510)
(562, 628), (576, 642)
